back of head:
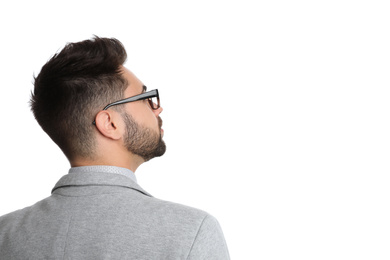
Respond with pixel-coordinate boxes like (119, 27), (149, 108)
(31, 36), (128, 161)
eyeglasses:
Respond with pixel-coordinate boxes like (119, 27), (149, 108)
(93, 89), (160, 125)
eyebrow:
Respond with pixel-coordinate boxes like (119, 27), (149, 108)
(142, 85), (147, 93)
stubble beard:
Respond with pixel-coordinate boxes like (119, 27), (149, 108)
(122, 112), (166, 162)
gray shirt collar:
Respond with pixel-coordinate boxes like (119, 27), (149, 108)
(69, 165), (137, 183)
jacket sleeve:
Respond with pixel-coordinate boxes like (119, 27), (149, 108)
(186, 214), (230, 260)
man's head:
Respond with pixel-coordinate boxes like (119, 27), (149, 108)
(31, 36), (165, 167)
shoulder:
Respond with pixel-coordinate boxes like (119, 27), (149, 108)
(138, 195), (211, 225)
(0, 201), (41, 245)
(0, 203), (33, 224)
(142, 197), (230, 258)
(142, 197), (227, 245)
(130, 194), (224, 236)
(186, 212), (230, 259)
(0, 197), (49, 228)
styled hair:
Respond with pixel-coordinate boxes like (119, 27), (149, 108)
(30, 36), (128, 160)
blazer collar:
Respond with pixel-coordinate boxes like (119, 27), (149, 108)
(52, 171), (152, 197)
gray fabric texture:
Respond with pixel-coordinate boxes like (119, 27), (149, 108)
(69, 165), (137, 183)
(0, 171), (230, 259)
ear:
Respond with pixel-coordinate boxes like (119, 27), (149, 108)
(94, 111), (123, 140)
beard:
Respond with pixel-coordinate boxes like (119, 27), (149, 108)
(121, 112), (166, 162)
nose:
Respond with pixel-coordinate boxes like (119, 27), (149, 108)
(154, 106), (163, 117)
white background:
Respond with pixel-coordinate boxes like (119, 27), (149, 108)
(1, 1), (389, 259)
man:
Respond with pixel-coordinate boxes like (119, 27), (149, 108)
(0, 37), (229, 259)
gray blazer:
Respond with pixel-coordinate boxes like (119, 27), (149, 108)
(0, 171), (230, 259)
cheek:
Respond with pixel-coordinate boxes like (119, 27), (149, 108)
(127, 103), (157, 127)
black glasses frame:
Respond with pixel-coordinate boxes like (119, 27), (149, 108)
(93, 89), (160, 125)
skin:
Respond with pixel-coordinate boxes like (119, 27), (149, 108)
(70, 66), (164, 172)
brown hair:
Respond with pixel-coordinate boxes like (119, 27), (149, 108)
(30, 36), (128, 160)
